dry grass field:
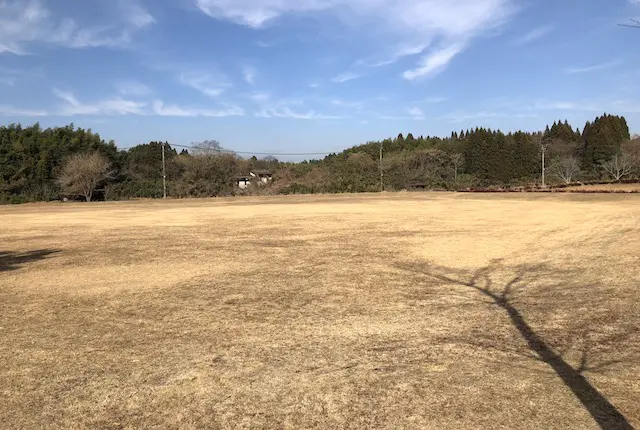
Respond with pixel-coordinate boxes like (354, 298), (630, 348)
(1, 193), (639, 429)
(559, 183), (640, 193)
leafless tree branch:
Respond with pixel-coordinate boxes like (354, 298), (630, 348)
(601, 152), (636, 181)
(57, 152), (113, 202)
(550, 156), (581, 185)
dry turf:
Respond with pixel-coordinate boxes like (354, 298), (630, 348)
(1, 193), (639, 429)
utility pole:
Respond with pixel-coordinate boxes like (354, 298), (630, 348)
(379, 140), (384, 192)
(540, 134), (548, 188)
(161, 141), (167, 199)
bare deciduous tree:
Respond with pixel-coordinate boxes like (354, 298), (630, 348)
(58, 152), (113, 202)
(192, 140), (234, 156)
(550, 156), (581, 185)
(600, 152), (635, 181)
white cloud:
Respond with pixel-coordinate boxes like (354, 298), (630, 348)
(0, 0), (154, 54)
(180, 72), (230, 97)
(332, 72), (362, 83)
(408, 107), (425, 119)
(363, 43), (430, 68)
(120, 0), (156, 28)
(196, 0), (514, 79)
(115, 80), (154, 97)
(403, 43), (464, 80)
(152, 101), (244, 117)
(243, 67), (257, 85)
(379, 106), (426, 120)
(256, 107), (342, 120)
(246, 92), (271, 102)
(246, 92), (336, 119)
(256, 40), (275, 48)
(565, 60), (622, 75)
(53, 88), (147, 115)
(514, 25), (553, 45)
(524, 100), (625, 113)
(196, 0), (324, 28)
(0, 105), (49, 117)
(1, 88), (245, 118)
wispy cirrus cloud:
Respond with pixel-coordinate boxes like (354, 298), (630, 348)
(152, 101), (244, 117)
(18, 88), (244, 118)
(120, 0), (156, 28)
(246, 91), (271, 102)
(565, 60), (622, 74)
(362, 44), (430, 68)
(53, 88), (148, 116)
(243, 67), (257, 85)
(195, 0), (514, 80)
(404, 44), (464, 80)
(332, 72), (362, 83)
(408, 107), (425, 119)
(514, 25), (553, 45)
(0, 105), (49, 117)
(256, 107), (342, 120)
(256, 40), (275, 48)
(379, 107), (427, 120)
(0, 0), (154, 55)
(115, 79), (154, 97)
(179, 72), (230, 97)
(245, 91), (342, 119)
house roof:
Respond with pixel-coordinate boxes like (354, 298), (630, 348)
(252, 170), (273, 176)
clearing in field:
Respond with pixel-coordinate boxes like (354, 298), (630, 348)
(1, 193), (639, 429)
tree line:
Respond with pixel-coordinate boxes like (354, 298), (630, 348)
(1, 114), (639, 203)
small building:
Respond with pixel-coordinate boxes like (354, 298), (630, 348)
(236, 176), (252, 189)
(250, 170), (274, 185)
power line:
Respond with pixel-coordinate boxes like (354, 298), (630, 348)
(120, 142), (333, 157)
(172, 143), (332, 156)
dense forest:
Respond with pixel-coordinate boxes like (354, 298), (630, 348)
(1, 114), (639, 203)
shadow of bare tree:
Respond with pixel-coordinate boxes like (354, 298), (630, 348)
(396, 259), (635, 430)
(0, 249), (60, 273)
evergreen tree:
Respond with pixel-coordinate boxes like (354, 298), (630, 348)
(580, 115), (630, 173)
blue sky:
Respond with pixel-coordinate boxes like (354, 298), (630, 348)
(1, 0), (639, 155)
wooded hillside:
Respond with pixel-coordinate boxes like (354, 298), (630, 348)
(1, 114), (638, 203)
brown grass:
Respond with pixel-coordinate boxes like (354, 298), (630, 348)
(1, 193), (639, 429)
(558, 183), (640, 192)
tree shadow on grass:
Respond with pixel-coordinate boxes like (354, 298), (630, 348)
(0, 249), (60, 273)
(396, 260), (635, 430)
